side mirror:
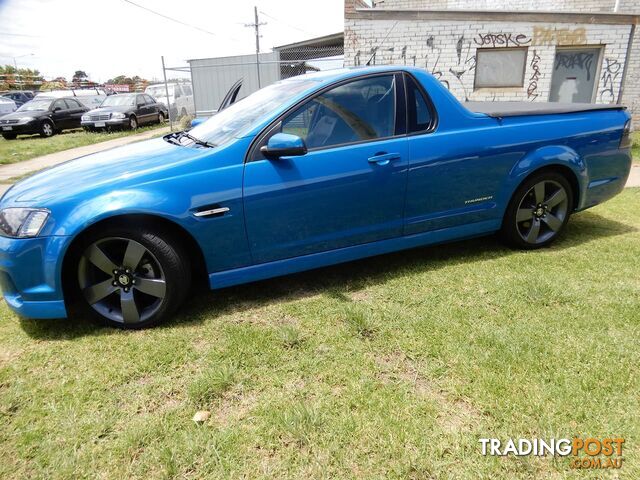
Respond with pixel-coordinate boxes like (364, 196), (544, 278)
(190, 117), (206, 128)
(137, 102), (145, 108)
(52, 106), (61, 112)
(260, 133), (307, 159)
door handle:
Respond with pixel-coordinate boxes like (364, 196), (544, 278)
(368, 152), (401, 166)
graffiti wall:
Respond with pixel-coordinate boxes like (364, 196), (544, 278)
(344, 18), (631, 105)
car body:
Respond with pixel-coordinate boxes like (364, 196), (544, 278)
(145, 83), (194, 120)
(0, 66), (632, 328)
(0, 96), (17, 117)
(1, 90), (34, 108)
(0, 96), (89, 139)
(81, 93), (168, 130)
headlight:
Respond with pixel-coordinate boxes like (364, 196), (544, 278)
(111, 112), (126, 119)
(81, 115), (90, 121)
(0, 208), (50, 238)
(17, 116), (35, 124)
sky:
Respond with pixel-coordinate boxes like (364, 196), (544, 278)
(0, 0), (345, 82)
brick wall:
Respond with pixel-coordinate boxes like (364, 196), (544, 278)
(345, 18), (631, 105)
(375, 0), (618, 13)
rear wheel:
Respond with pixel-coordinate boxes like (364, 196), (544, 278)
(74, 227), (190, 329)
(40, 120), (54, 138)
(501, 171), (573, 249)
(2, 133), (17, 140)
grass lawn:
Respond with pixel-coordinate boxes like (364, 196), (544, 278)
(0, 124), (167, 165)
(1, 189), (639, 479)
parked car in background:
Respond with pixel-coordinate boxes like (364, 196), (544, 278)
(1, 90), (35, 107)
(145, 82), (194, 119)
(0, 97), (17, 117)
(0, 66), (631, 329)
(0, 96), (88, 139)
(36, 88), (107, 110)
(81, 93), (168, 130)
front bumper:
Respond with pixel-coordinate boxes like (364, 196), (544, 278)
(0, 121), (38, 135)
(82, 118), (128, 128)
(0, 235), (69, 319)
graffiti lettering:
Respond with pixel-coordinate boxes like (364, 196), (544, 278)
(600, 58), (621, 103)
(555, 52), (595, 81)
(474, 33), (530, 48)
(527, 50), (542, 101)
(533, 27), (587, 46)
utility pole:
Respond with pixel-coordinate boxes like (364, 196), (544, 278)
(245, 6), (266, 88)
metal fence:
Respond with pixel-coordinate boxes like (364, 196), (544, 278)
(158, 46), (344, 130)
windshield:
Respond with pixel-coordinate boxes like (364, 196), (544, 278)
(188, 78), (320, 147)
(17, 100), (52, 111)
(100, 95), (135, 107)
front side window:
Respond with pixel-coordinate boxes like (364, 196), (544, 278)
(101, 95), (136, 107)
(474, 47), (527, 88)
(281, 75), (396, 150)
(53, 99), (67, 111)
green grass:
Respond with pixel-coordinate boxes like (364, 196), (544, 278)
(1, 189), (639, 479)
(0, 124), (167, 165)
(632, 131), (640, 165)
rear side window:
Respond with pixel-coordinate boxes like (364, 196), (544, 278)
(281, 75), (397, 150)
(405, 75), (434, 133)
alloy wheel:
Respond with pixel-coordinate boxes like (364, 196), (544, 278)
(42, 122), (53, 136)
(515, 180), (569, 245)
(77, 237), (167, 324)
(130, 117), (137, 129)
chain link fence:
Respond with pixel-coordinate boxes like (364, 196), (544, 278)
(158, 45), (344, 130)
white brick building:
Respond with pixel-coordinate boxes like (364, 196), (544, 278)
(344, 0), (640, 124)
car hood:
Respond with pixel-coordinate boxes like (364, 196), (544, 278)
(1, 110), (46, 120)
(2, 138), (208, 204)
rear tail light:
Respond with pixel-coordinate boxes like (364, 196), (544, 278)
(619, 119), (633, 149)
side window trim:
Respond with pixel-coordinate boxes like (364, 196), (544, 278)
(248, 72), (405, 162)
(403, 72), (438, 136)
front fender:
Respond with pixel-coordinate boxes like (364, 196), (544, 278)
(502, 144), (588, 211)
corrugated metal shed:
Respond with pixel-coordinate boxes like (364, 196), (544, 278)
(188, 52), (280, 116)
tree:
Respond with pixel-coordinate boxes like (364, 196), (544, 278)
(72, 70), (88, 84)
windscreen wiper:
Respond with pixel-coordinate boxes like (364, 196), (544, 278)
(178, 132), (216, 148)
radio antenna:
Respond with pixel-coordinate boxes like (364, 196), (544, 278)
(365, 20), (398, 66)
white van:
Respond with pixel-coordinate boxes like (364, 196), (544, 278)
(145, 83), (194, 120)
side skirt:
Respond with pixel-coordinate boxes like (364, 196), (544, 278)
(209, 219), (500, 289)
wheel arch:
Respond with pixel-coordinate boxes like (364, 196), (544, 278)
(511, 164), (580, 212)
(61, 213), (208, 302)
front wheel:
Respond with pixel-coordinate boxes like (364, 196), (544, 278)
(128, 115), (138, 130)
(74, 227), (190, 329)
(501, 171), (573, 249)
(40, 120), (54, 138)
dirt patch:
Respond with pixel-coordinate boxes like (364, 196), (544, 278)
(375, 352), (481, 434)
(0, 348), (22, 366)
(214, 389), (258, 427)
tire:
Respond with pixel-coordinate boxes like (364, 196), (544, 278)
(129, 115), (138, 130)
(501, 171), (573, 249)
(40, 120), (54, 138)
(2, 133), (17, 140)
(158, 112), (165, 124)
(73, 226), (191, 329)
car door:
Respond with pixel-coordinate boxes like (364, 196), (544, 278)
(135, 94), (150, 124)
(64, 98), (85, 127)
(243, 73), (409, 264)
(51, 99), (71, 129)
(403, 74), (514, 234)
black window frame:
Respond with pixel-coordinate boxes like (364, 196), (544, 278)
(247, 71), (407, 162)
(402, 72), (438, 136)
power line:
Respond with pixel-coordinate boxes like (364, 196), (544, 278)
(122, 0), (241, 42)
(258, 10), (315, 37)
